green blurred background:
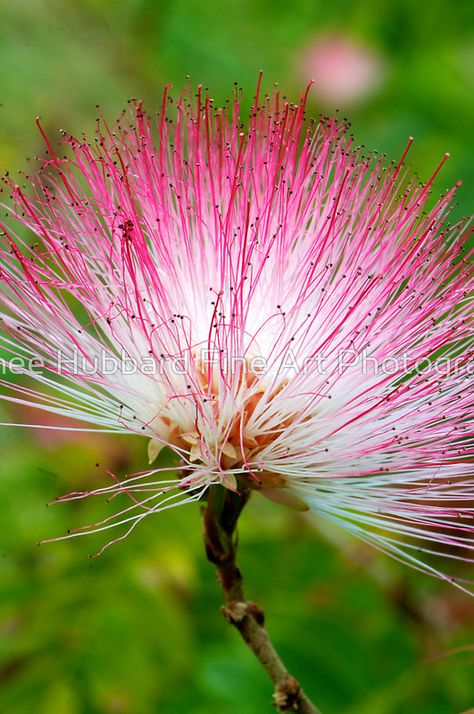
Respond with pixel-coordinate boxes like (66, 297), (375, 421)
(0, 1), (473, 712)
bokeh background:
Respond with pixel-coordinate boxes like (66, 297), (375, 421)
(1, 1), (473, 712)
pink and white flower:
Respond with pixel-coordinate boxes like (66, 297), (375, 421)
(299, 33), (386, 106)
(0, 79), (473, 589)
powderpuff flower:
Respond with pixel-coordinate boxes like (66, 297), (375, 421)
(0, 80), (473, 589)
(299, 33), (386, 106)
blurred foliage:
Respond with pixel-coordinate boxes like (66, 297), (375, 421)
(0, 0), (473, 712)
(1, 420), (473, 714)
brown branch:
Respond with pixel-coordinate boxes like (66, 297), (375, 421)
(202, 484), (321, 714)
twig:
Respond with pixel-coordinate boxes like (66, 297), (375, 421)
(202, 484), (321, 714)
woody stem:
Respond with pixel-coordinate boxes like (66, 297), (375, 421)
(202, 485), (321, 714)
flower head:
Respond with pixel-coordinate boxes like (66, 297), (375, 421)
(0, 79), (473, 589)
(299, 33), (386, 106)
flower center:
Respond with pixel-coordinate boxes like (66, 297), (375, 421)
(148, 355), (310, 510)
